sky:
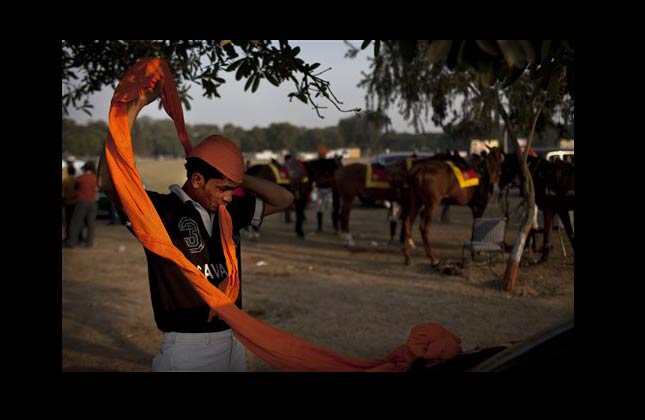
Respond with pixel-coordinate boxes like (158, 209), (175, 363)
(64, 40), (440, 133)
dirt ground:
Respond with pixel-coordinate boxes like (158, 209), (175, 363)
(61, 186), (574, 372)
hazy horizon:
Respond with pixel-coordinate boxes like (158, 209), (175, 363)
(64, 40), (441, 134)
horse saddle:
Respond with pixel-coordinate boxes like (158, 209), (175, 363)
(267, 162), (291, 185)
(445, 161), (479, 188)
(366, 164), (391, 189)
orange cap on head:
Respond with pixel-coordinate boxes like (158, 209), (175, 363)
(188, 135), (245, 184)
(317, 146), (329, 156)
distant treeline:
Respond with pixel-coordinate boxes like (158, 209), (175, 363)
(62, 114), (568, 158)
(62, 115), (460, 158)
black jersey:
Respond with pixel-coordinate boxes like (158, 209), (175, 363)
(122, 188), (263, 333)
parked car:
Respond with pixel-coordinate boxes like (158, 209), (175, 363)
(545, 150), (574, 164)
(369, 151), (434, 167)
(96, 190), (113, 219)
(530, 147), (574, 164)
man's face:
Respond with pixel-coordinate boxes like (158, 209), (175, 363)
(198, 176), (240, 212)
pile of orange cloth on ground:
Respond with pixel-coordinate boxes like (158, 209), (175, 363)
(104, 57), (462, 371)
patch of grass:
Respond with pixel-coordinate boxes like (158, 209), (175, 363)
(136, 158), (187, 192)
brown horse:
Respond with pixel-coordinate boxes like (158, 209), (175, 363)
(332, 157), (412, 247)
(332, 153), (471, 247)
(399, 148), (503, 266)
(499, 152), (574, 263)
(246, 157), (342, 238)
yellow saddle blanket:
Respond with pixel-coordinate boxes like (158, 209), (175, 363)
(365, 158), (416, 189)
(268, 163), (291, 185)
(446, 161), (479, 188)
(366, 164), (390, 189)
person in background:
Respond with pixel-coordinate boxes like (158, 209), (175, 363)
(314, 145), (333, 233)
(65, 161), (98, 248)
(62, 164), (82, 243)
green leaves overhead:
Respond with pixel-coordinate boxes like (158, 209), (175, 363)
(352, 39), (574, 136)
(475, 40), (501, 57)
(426, 40), (453, 64)
(265, 71), (279, 86)
(478, 60), (498, 88)
(62, 40), (359, 119)
(399, 40), (418, 63)
(63, 39), (572, 141)
(244, 73), (255, 91)
(500, 65), (527, 89)
(496, 40), (528, 69)
(226, 58), (244, 73)
(518, 40), (536, 63)
(419, 39), (572, 96)
(546, 65), (562, 98)
(288, 92), (308, 104)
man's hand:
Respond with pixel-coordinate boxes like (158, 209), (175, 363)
(127, 81), (163, 129)
(141, 82), (162, 107)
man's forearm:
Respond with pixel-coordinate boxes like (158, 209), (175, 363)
(97, 84), (159, 209)
(242, 174), (294, 215)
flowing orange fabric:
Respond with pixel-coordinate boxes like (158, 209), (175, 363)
(105, 57), (463, 371)
(217, 207), (239, 302)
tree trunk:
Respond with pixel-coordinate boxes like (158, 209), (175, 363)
(497, 99), (543, 291)
(503, 173), (536, 290)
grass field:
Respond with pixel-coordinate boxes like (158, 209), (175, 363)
(135, 157), (369, 192)
(135, 158), (187, 192)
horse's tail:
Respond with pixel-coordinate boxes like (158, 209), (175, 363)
(406, 160), (427, 182)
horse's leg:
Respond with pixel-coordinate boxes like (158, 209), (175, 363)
(419, 202), (440, 266)
(440, 203), (451, 223)
(295, 197), (305, 238)
(401, 192), (420, 266)
(389, 203), (397, 243)
(398, 219), (417, 248)
(528, 228), (538, 253)
(540, 208), (556, 263)
(340, 193), (355, 246)
(397, 201), (406, 244)
(471, 200), (487, 219)
(557, 207), (575, 250)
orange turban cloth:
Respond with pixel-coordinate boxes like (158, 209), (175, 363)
(188, 135), (245, 184)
